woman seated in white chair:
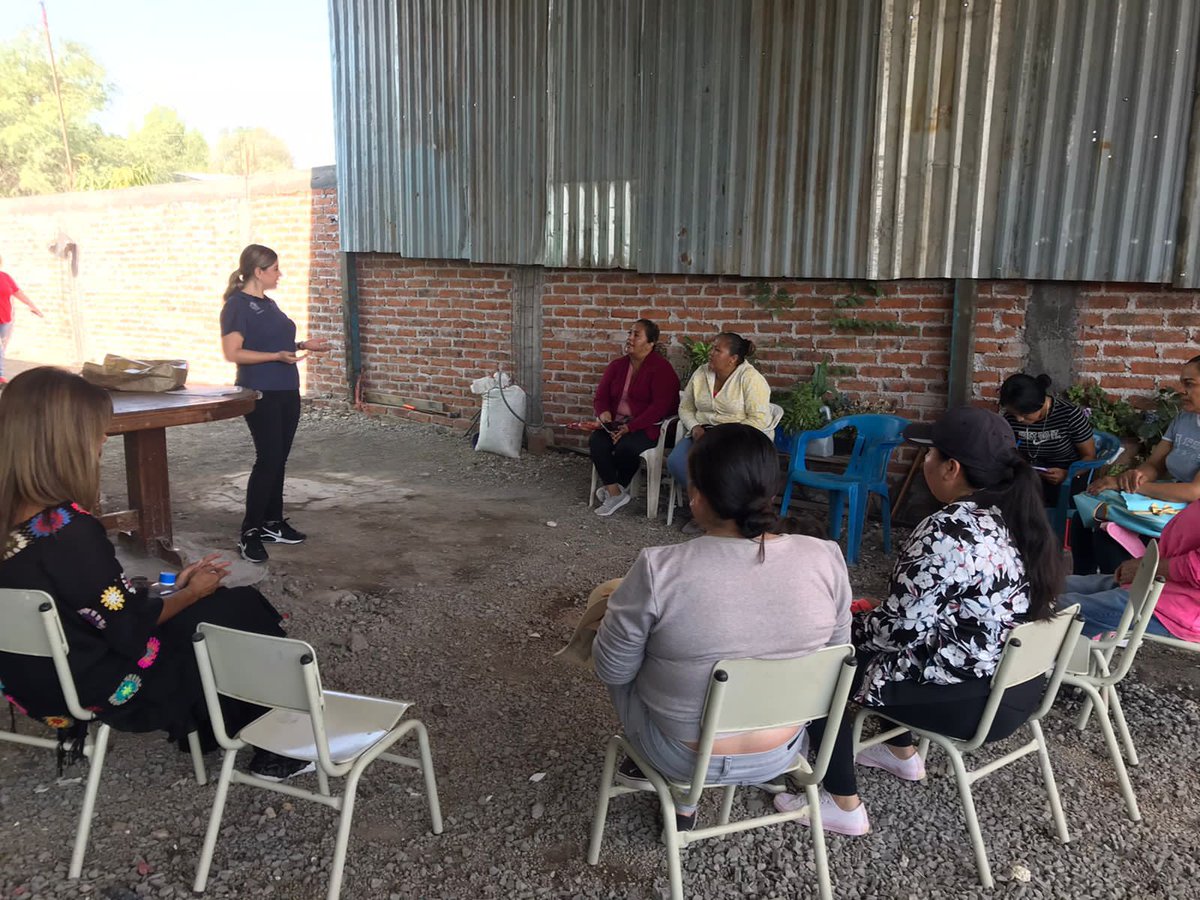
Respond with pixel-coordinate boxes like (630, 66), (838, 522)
(668, 332), (773, 533)
(0, 368), (305, 781)
(594, 424), (852, 831)
(774, 408), (1064, 835)
(590, 318), (680, 518)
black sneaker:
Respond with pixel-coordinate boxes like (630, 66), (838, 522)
(616, 756), (652, 790)
(248, 748), (316, 782)
(239, 528), (269, 563)
(261, 519), (306, 544)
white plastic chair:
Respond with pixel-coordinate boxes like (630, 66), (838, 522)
(191, 623), (443, 900)
(1065, 541), (1167, 821)
(665, 403), (783, 525)
(0, 588), (207, 879)
(588, 415), (677, 519)
(588, 645), (858, 900)
(853, 606), (1084, 889)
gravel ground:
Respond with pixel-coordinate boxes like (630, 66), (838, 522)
(2, 408), (1200, 899)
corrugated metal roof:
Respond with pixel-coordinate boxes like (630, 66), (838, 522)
(331, 0), (1200, 286)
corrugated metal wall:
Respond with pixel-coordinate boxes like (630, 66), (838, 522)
(330, 0), (1200, 286)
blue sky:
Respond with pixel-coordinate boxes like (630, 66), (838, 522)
(8, 0), (335, 167)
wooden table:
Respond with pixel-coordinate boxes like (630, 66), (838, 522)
(102, 386), (258, 563)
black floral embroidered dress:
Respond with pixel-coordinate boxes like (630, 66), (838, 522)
(0, 504), (282, 740)
(854, 500), (1032, 707)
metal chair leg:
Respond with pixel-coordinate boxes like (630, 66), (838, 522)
(1030, 720), (1070, 843)
(1107, 686), (1140, 767)
(327, 770), (363, 900)
(946, 747), (993, 888)
(68, 723), (110, 879)
(587, 738), (621, 865)
(718, 785), (736, 825)
(1079, 683), (1141, 821)
(194, 750), (239, 892)
(187, 730), (208, 786)
(658, 788), (685, 900)
(413, 721), (443, 833)
(806, 783), (832, 900)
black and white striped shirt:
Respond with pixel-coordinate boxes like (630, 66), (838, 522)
(1003, 397), (1094, 469)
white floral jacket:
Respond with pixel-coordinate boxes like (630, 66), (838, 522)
(854, 500), (1031, 706)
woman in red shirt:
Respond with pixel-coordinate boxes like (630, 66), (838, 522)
(591, 319), (680, 517)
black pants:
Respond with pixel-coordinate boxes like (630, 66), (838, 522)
(589, 428), (656, 488)
(241, 390), (301, 534)
(809, 652), (1044, 796)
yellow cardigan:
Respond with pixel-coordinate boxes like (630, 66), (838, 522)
(678, 363), (773, 436)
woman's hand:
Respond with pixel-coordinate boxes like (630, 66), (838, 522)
(1088, 474), (1118, 495)
(598, 411), (613, 424)
(1116, 467), (1147, 493)
(175, 553), (231, 591)
(1114, 558), (1141, 586)
(611, 424), (630, 443)
(302, 338), (332, 353)
(183, 564), (227, 600)
(276, 349), (305, 364)
(1039, 467), (1068, 485)
(691, 425), (706, 441)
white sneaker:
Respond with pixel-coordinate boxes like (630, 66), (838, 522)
(774, 789), (871, 836)
(855, 743), (926, 781)
(595, 489), (632, 517)
(595, 486), (608, 504)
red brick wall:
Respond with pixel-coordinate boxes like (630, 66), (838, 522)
(3, 174), (1196, 446)
(0, 169), (344, 397)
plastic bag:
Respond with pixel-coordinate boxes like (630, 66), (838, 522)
(80, 355), (188, 392)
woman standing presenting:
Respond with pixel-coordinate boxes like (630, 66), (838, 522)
(221, 244), (330, 563)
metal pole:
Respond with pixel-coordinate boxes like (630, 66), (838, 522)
(40, 2), (75, 191)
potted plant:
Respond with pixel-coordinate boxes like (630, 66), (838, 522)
(773, 361), (837, 456)
(680, 338), (713, 380)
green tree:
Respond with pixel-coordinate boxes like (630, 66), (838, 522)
(77, 106), (211, 189)
(0, 31), (110, 195)
(214, 126), (294, 176)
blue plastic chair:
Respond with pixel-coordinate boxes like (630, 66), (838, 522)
(779, 415), (910, 565)
(1050, 430), (1122, 541)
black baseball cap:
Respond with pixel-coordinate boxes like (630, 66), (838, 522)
(904, 406), (1017, 482)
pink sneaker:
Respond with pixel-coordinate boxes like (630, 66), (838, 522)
(774, 789), (870, 836)
(855, 743), (926, 781)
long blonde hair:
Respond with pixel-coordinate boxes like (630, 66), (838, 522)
(223, 243), (278, 301)
(0, 367), (113, 530)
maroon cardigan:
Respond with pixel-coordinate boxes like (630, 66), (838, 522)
(593, 351), (681, 441)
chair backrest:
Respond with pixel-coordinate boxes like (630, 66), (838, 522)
(1100, 542), (1167, 683)
(962, 604), (1083, 750)
(194, 623), (322, 714)
(833, 415), (910, 481)
(680, 644), (857, 805)
(0, 588), (92, 720)
(767, 403), (784, 432)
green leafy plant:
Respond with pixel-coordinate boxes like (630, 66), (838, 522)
(681, 338), (712, 379)
(1063, 382), (1184, 455)
(774, 360), (838, 435)
(749, 281), (795, 316)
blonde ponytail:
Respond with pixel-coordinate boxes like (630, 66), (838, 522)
(223, 244), (278, 302)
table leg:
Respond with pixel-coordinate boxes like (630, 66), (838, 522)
(891, 447), (927, 517)
(123, 428), (180, 564)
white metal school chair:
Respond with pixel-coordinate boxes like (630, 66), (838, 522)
(191, 623), (443, 900)
(0, 588), (207, 879)
(1064, 541), (1167, 821)
(853, 606), (1084, 889)
(588, 644), (858, 900)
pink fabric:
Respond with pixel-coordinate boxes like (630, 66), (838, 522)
(615, 365), (634, 419)
(0, 272), (17, 323)
(1100, 522), (1148, 559)
(1150, 501), (1200, 642)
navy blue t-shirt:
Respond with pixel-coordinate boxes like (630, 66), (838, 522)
(219, 291), (299, 391)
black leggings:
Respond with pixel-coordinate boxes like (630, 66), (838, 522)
(809, 659), (1043, 796)
(589, 428), (656, 489)
(241, 389), (301, 534)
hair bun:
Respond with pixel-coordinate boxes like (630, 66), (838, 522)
(744, 339), (757, 357)
(1035, 373), (1053, 389)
